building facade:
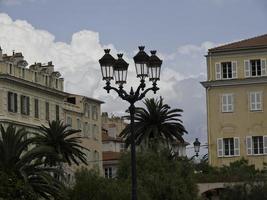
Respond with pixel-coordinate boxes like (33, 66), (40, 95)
(0, 47), (104, 180)
(0, 48), (65, 133)
(63, 94), (103, 180)
(202, 34), (267, 169)
(101, 113), (127, 178)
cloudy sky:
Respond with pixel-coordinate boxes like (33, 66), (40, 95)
(0, 0), (267, 156)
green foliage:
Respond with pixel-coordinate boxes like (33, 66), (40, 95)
(0, 171), (37, 200)
(0, 124), (65, 199)
(69, 149), (199, 200)
(195, 158), (262, 183)
(220, 182), (267, 200)
(118, 149), (199, 200)
(67, 168), (131, 200)
(120, 97), (187, 147)
(35, 120), (88, 166)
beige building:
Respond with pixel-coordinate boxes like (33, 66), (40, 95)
(0, 48), (65, 132)
(0, 47), (104, 179)
(63, 94), (103, 180)
(202, 34), (267, 169)
(101, 113), (127, 178)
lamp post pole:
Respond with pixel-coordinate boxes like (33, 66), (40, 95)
(99, 46), (162, 200)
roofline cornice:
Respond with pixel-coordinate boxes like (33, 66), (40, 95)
(201, 77), (267, 88)
(0, 74), (68, 97)
(206, 46), (267, 57)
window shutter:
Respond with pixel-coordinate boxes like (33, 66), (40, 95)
(217, 138), (223, 157)
(7, 92), (11, 111)
(14, 93), (17, 112)
(261, 59), (266, 76)
(20, 95), (23, 114)
(244, 60), (250, 77)
(246, 136), (252, 155)
(256, 92), (262, 110)
(234, 137), (240, 156)
(26, 97), (30, 115)
(232, 61), (237, 78)
(250, 93), (256, 111)
(215, 63), (221, 80)
(222, 95), (227, 112)
(264, 136), (267, 154)
(228, 94), (234, 112)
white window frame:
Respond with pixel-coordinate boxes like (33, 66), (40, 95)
(217, 137), (239, 157)
(247, 135), (267, 155)
(244, 59), (267, 77)
(215, 61), (237, 80)
(249, 91), (263, 111)
(221, 93), (234, 113)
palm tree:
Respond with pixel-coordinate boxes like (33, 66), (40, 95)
(35, 120), (88, 166)
(120, 97), (187, 148)
(0, 124), (63, 199)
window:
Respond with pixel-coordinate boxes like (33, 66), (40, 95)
(83, 122), (88, 137)
(93, 125), (98, 140)
(221, 94), (234, 112)
(21, 95), (30, 115)
(251, 60), (261, 77)
(34, 71), (38, 82)
(84, 103), (89, 118)
(9, 64), (13, 75)
(217, 137), (239, 157)
(120, 143), (126, 152)
(87, 124), (91, 138)
(56, 105), (60, 120)
(21, 68), (25, 78)
(253, 136), (263, 155)
(92, 105), (98, 120)
(215, 61), (237, 80)
(244, 59), (266, 77)
(105, 167), (113, 178)
(77, 118), (81, 130)
(45, 102), (49, 121)
(34, 99), (39, 118)
(55, 79), (58, 88)
(45, 75), (49, 86)
(66, 116), (72, 127)
(223, 138), (234, 156)
(7, 92), (17, 112)
(246, 136), (267, 155)
(250, 92), (262, 111)
(222, 62), (232, 79)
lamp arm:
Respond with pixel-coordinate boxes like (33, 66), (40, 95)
(104, 82), (128, 100)
(134, 79), (146, 99)
(137, 82), (159, 101)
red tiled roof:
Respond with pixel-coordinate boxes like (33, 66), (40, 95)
(209, 34), (267, 52)
(102, 151), (121, 161)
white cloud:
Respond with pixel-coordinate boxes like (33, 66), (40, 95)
(0, 13), (212, 156)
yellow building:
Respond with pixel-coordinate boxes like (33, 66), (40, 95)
(202, 34), (267, 169)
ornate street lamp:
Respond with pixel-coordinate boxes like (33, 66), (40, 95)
(99, 46), (162, 200)
(193, 138), (201, 157)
